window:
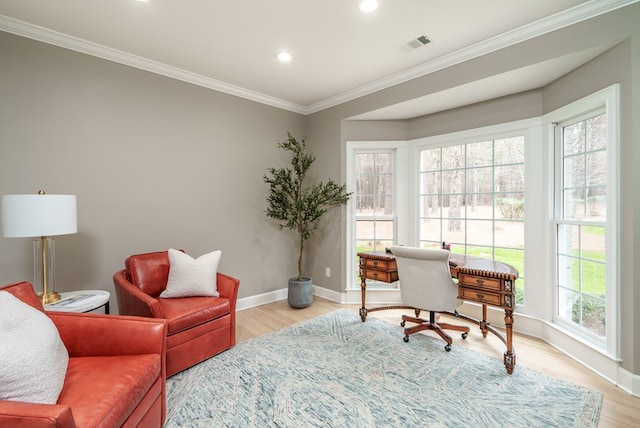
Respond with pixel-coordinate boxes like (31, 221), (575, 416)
(346, 85), (619, 366)
(555, 112), (608, 341)
(419, 137), (525, 303)
(353, 151), (396, 287)
(347, 129), (528, 296)
(550, 84), (619, 355)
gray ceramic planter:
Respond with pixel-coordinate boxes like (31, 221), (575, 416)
(288, 277), (313, 308)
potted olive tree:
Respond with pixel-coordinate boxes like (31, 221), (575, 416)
(264, 133), (351, 308)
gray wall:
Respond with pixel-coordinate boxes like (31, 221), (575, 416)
(0, 31), (305, 302)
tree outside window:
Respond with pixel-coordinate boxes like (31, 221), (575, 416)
(419, 137), (525, 304)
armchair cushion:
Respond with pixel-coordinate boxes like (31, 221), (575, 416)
(58, 354), (161, 428)
(0, 291), (68, 405)
(126, 251), (171, 298)
(160, 249), (221, 298)
(159, 296), (231, 335)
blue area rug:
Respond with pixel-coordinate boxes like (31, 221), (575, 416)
(166, 309), (602, 427)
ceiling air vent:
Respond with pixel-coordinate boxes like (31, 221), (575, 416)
(397, 35), (431, 53)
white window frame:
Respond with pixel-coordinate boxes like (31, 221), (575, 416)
(346, 141), (411, 293)
(353, 148), (398, 289)
(545, 84), (620, 358)
(346, 120), (537, 299)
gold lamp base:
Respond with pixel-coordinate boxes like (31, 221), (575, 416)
(39, 291), (61, 305)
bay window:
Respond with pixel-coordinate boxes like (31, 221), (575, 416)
(347, 85), (618, 359)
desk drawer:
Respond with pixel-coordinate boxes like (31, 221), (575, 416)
(360, 269), (398, 283)
(360, 258), (397, 271)
(459, 287), (502, 306)
(458, 273), (502, 292)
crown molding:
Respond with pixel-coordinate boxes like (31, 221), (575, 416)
(1, 0), (637, 116)
(305, 0), (639, 115)
(0, 15), (307, 115)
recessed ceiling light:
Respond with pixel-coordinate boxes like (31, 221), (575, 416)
(277, 51), (292, 63)
(359, 0), (378, 13)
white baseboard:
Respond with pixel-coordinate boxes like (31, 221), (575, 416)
(235, 285), (342, 311)
(618, 366), (640, 397)
(236, 288), (287, 311)
(313, 285), (344, 303)
(343, 288), (404, 305)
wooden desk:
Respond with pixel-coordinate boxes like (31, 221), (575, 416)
(358, 251), (519, 374)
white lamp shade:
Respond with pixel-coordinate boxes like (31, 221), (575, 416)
(2, 194), (77, 238)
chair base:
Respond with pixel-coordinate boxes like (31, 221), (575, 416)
(401, 311), (470, 351)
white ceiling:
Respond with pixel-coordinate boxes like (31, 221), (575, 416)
(0, 0), (634, 119)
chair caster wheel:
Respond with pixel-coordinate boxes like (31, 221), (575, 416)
(400, 320), (406, 327)
(445, 344), (452, 352)
(403, 335), (409, 343)
(462, 332), (468, 340)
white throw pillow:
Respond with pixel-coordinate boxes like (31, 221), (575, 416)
(160, 249), (221, 298)
(0, 291), (69, 404)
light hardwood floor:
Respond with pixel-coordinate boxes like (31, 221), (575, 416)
(236, 297), (640, 428)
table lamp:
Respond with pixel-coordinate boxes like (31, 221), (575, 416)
(2, 191), (77, 304)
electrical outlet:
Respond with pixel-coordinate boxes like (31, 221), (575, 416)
(325, 267), (331, 277)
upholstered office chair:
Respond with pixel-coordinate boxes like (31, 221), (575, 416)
(390, 245), (470, 351)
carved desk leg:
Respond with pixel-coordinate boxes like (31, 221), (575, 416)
(479, 304), (490, 338)
(359, 275), (368, 322)
(504, 308), (516, 374)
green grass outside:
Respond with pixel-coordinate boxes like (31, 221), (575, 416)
(571, 250), (605, 295)
(583, 225), (605, 235)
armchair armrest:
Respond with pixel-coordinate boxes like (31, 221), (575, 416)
(216, 272), (240, 346)
(50, 312), (167, 359)
(0, 401), (75, 428)
(113, 270), (163, 318)
(217, 272), (240, 303)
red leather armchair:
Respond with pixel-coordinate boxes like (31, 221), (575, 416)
(0, 281), (168, 428)
(113, 250), (240, 377)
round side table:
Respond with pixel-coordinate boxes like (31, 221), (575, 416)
(44, 290), (110, 314)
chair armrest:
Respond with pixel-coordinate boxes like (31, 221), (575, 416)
(0, 401), (75, 428)
(216, 272), (240, 345)
(50, 312), (167, 359)
(113, 270), (163, 318)
(217, 272), (239, 304)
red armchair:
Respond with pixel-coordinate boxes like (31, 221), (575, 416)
(0, 281), (168, 428)
(113, 250), (240, 377)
